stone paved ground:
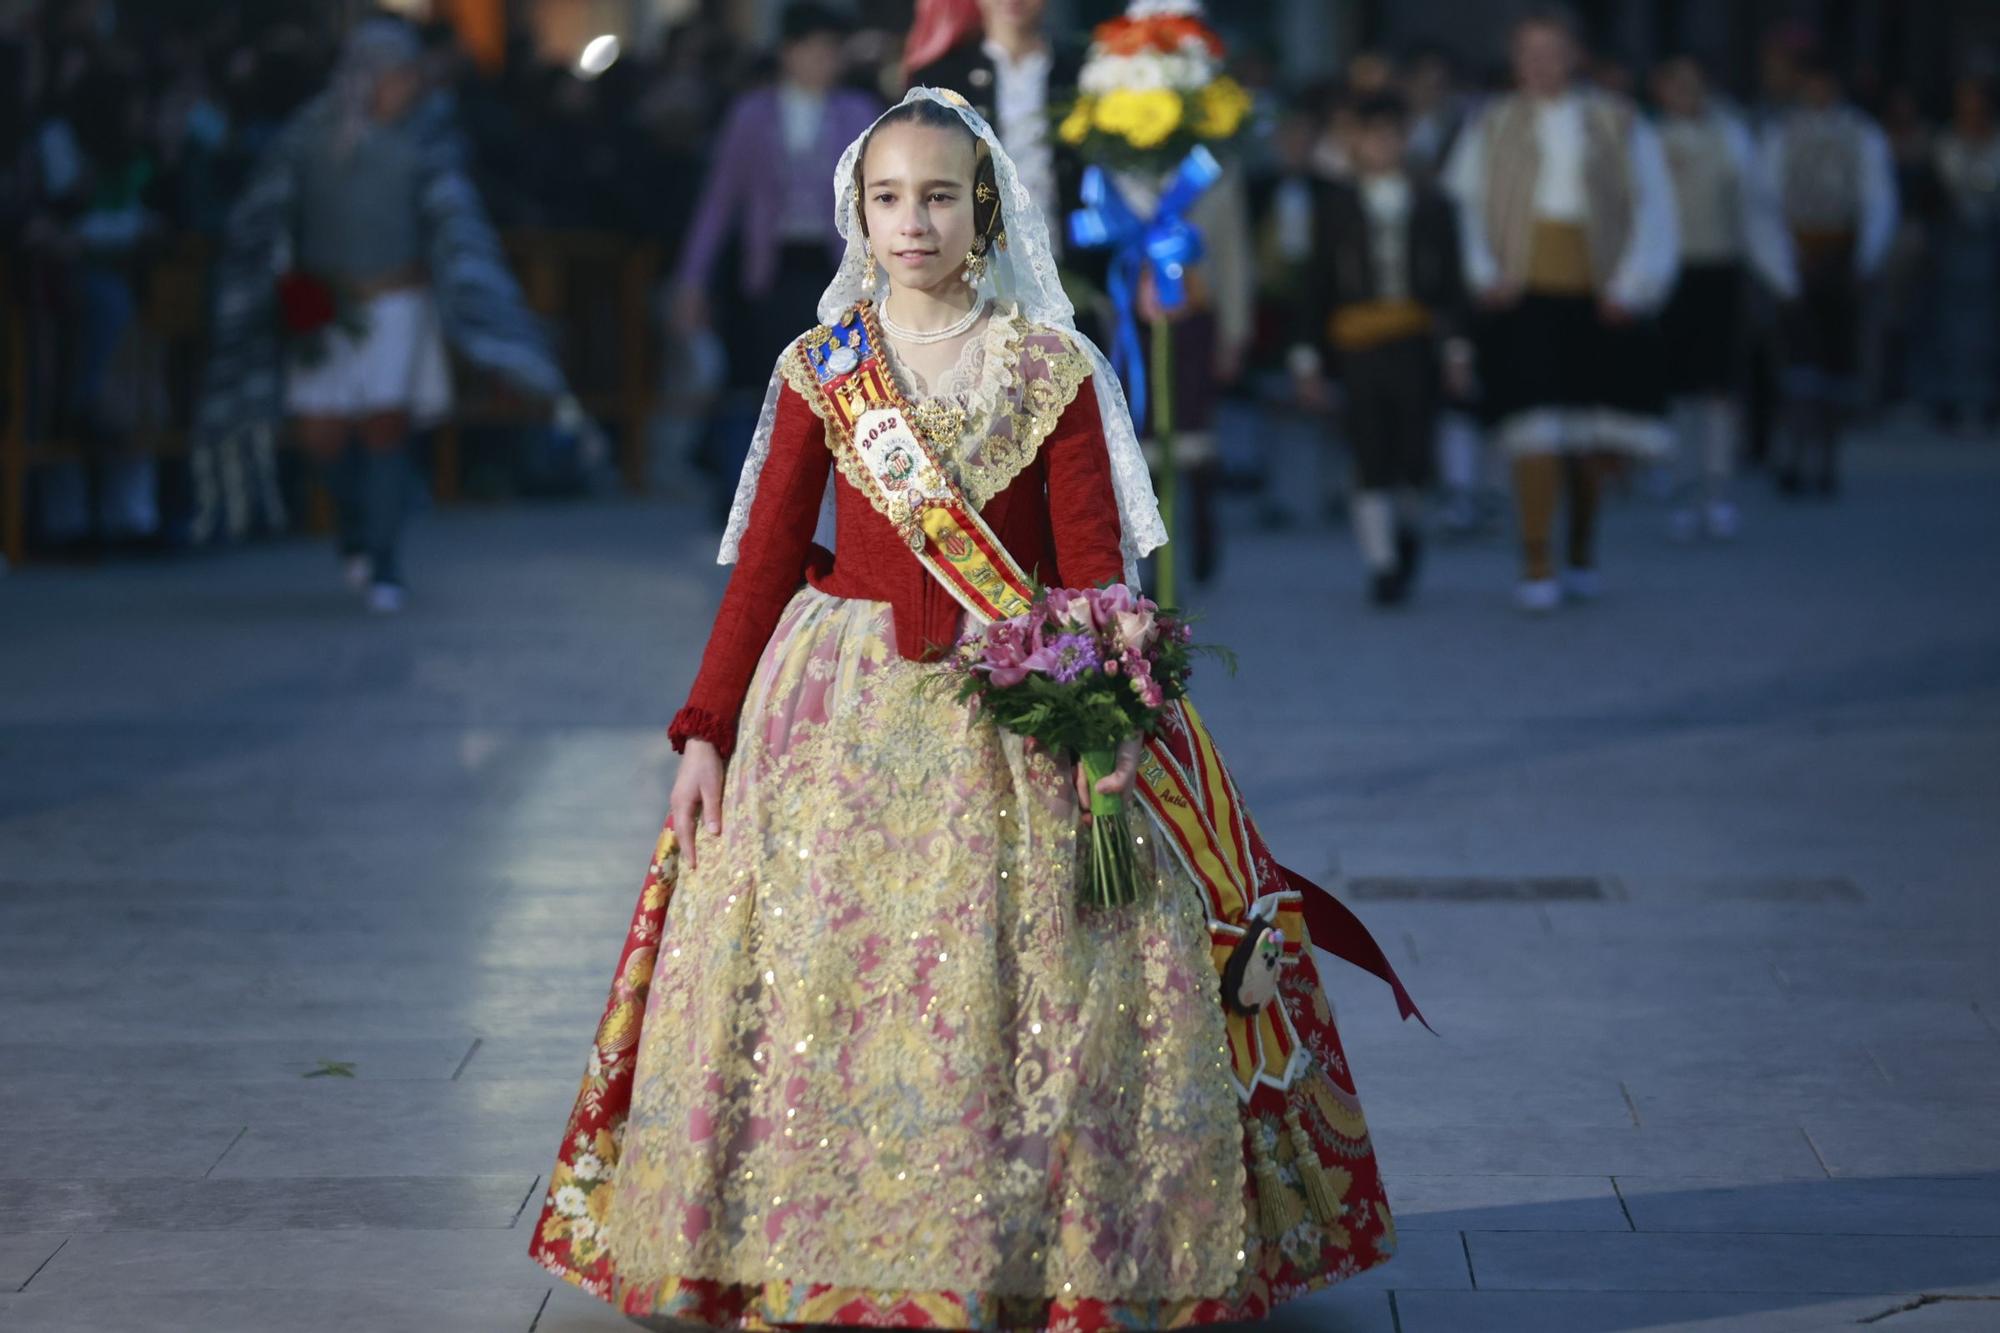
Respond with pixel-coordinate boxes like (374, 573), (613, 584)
(3, 429), (1998, 1333)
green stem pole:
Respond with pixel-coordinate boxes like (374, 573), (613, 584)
(1149, 312), (1176, 609)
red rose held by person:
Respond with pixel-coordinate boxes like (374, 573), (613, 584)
(276, 271), (337, 335)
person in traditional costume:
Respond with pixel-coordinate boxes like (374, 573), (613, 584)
(1759, 54), (1897, 497)
(1651, 56), (1797, 542)
(670, 3), (881, 519)
(1917, 76), (2000, 433)
(1290, 91), (1471, 607)
(188, 17), (572, 611)
(1444, 10), (1680, 613)
(529, 86), (1421, 1332)
(907, 0), (1083, 263)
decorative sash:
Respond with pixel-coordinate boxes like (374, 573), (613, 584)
(797, 301), (1427, 1104)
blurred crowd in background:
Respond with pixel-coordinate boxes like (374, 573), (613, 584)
(4, 0), (1999, 607)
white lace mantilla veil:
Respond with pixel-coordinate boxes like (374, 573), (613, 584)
(716, 85), (1168, 587)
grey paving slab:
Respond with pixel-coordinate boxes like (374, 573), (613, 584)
(0, 1118), (244, 1180)
(1864, 1041), (2000, 1098)
(1366, 1120), (1831, 1181)
(1337, 1069), (1639, 1131)
(1464, 1231), (2000, 1295)
(29, 1224), (544, 1292)
(0, 1286), (549, 1333)
(0, 1235), (65, 1292)
(1338, 1229), (1471, 1291)
(195, 1080), (579, 1179)
(1393, 1290), (1933, 1333)
(1801, 1103), (2000, 1178)
(1616, 1175), (2000, 1237)
(1387, 1174), (1630, 1232)
(0, 1038), (476, 1082)
(0, 1174), (538, 1232)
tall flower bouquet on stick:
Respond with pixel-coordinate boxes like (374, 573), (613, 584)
(1060, 0), (1251, 607)
(940, 583), (1230, 908)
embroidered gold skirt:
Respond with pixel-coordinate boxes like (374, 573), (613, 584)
(603, 585), (1251, 1314)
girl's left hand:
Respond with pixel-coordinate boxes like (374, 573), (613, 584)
(1074, 735), (1145, 818)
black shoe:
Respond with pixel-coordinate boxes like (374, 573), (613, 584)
(1394, 524), (1424, 585)
(1369, 569), (1410, 607)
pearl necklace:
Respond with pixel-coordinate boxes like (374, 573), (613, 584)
(879, 297), (987, 345)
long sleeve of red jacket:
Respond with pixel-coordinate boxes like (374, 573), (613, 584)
(1042, 382), (1128, 591)
(668, 383), (830, 757)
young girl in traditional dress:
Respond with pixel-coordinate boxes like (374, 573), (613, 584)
(531, 87), (1411, 1332)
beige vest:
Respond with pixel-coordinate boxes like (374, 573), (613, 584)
(1480, 91), (1638, 295)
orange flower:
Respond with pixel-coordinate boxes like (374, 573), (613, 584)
(1092, 15), (1224, 57)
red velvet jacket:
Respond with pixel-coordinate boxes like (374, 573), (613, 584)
(668, 376), (1126, 758)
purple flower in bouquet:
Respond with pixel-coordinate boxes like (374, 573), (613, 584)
(1026, 631), (1100, 684)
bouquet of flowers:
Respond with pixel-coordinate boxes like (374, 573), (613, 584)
(276, 270), (369, 369)
(1056, 0), (1249, 607)
(1056, 0), (1252, 172)
(942, 583), (1229, 909)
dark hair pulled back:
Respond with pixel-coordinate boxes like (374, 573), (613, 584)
(853, 96), (1003, 247)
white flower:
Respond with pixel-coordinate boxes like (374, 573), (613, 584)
(1079, 49), (1215, 95)
(572, 1152), (605, 1182)
(554, 1185), (590, 1217)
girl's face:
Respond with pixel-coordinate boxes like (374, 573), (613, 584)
(861, 122), (980, 298)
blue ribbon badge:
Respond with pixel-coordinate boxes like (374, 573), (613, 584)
(1068, 145), (1222, 432)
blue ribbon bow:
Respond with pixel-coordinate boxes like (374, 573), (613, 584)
(1068, 145), (1223, 431)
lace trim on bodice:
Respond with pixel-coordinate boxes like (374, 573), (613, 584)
(782, 303), (1094, 521)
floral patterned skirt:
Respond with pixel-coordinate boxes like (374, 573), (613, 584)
(533, 586), (1397, 1330)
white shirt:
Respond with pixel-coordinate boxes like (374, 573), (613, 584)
(983, 39), (1059, 253)
(778, 85), (825, 157)
(778, 85), (828, 241)
(1533, 94), (1589, 221)
(1272, 176), (1314, 262)
(1359, 172), (1412, 300)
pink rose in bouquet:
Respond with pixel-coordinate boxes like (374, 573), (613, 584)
(943, 582), (1229, 908)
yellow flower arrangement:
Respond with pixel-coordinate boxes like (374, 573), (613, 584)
(1059, 97), (1096, 145)
(1093, 87), (1185, 150)
(1193, 75), (1252, 138)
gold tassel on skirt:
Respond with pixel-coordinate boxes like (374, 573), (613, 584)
(1251, 1121), (1304, 1238)
(1284, 1106), (1347, 1226)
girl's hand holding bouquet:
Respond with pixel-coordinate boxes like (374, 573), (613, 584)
(943, 582), (1229, 908)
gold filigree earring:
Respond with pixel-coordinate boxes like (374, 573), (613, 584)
(864, 246), (878, 289)
(964, 237), (988, 286)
